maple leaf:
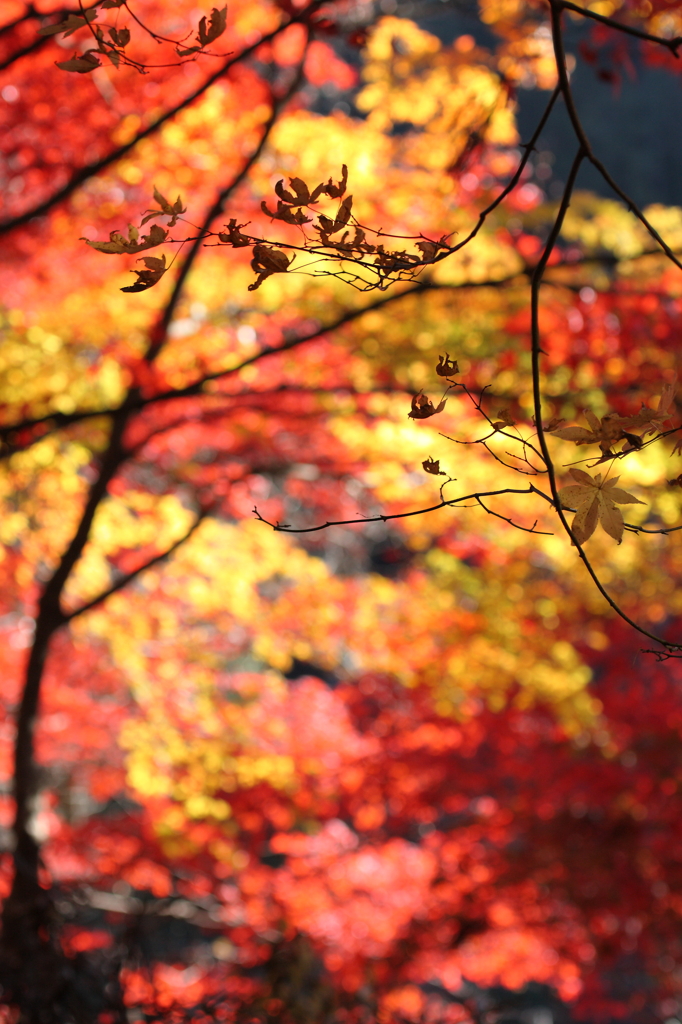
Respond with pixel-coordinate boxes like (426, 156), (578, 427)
(248, 245), (292, 291)
(557, 468), (644, 544)
(105, 46), (121, 68)
(219, 219), (252, 247)
(332, 196), (353, 233)
(416, 237), (448, 263)
(108, 26), (131, 48)
(555, 386), (678, 454)
(261, 200), (312, 225)
(316, 197), (353, 237)
(422, 457), (446, 475)
(39, 11), (98, 37)
(436, 354), (459, 377)
(620, 431), (645, 452)
(638, 380), (677, 437)
(120, 255), (167, 293)
(316, 215), (335, 237)
(275, 178), (311, 207)
(198, 6), (228, 47)
(310, 165), (348, 201)
(177, 6), (227, 55)
(83, 224), (168, 255)
(408, 392), (447, 420)
(56, 51), (102, 73)
(551, 409), (643, 454)
(350, 226), (374, 253)
(141, 188), (187, 228)
(551, 410), (607, 446)
(372, 245), (419, 272)
(492, 409), (515, 430)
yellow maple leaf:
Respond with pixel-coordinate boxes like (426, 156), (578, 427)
(557, 468), (644, 545)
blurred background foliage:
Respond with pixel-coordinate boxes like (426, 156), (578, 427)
(2, 0), (682, 1021)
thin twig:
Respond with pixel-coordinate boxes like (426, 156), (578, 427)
(475, 495), (551, 534)
(549, 0), (682, 273)
(435, 85), (561, 261)
(558, 0), (682, 55)
(254, 486), (540, 533)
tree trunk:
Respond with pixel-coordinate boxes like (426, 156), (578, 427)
(0, 614), (64, 1022)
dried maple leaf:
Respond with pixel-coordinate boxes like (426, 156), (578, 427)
(120, 255), (167, 293)
(557, 468), (644, 544)
(108, 26), (130, 47)
(374, 245), (419, 271)
(436, 354), (458, 377)
(310, 165), (348, 201)
(198, 6), (228, 47)
(492, 408), (515, 430)
(317, 197), (354, 236)
(261, 200), (311, 225)
(555, 384), (678, 451)
(416, 240), (438, 263)
(56, 51), (102, 73)
(178, 5), (227, 54)
(248, 245), (292, 291)
(422, 457), (446, 475)
(416, 237), (448, 263)
(551, 410), (607, 446)
(638, 381), (677, 437)
(219, 219), (251, 247)
(141, 188), (186, 228)
(332, 196), (353, 233)
(83, 223), (167, 255)
(408, 392), (447, 420)
(39, 11), (98, 37)
(274, 177), (311, 207)
(552, 409), (645, 455)
(350, 226), (372, 251)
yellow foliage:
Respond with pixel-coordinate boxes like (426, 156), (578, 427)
(356, 18), (518, 163)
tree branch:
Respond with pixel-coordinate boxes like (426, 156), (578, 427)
(0, 2), (109, 72)
(0, 2), (325, 237)
(558, 0), (682, 56)
(528, 49), (682, 651)
(435, 84), (561, 262)
(254, 486), (541, 533)
(549, 0), (682, 272)
(62, 508), (207, 622)
(0, 275), (524, 448)
(144, 63), (307, 364)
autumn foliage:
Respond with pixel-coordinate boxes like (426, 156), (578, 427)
(3, 0), (682, 1021)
